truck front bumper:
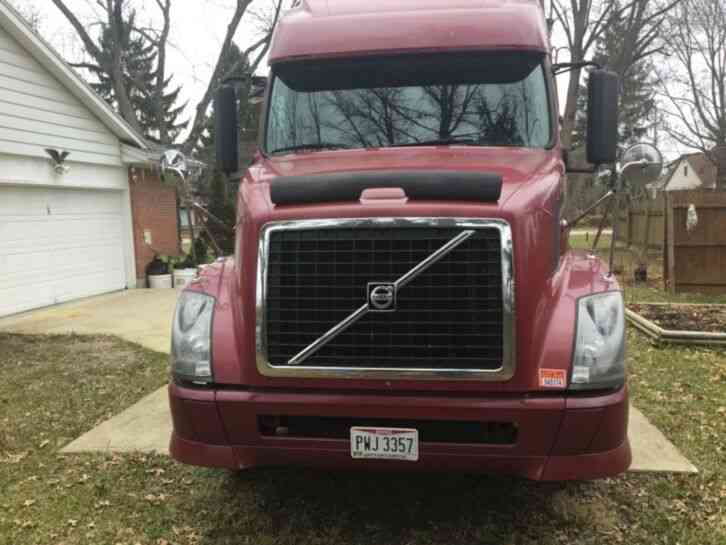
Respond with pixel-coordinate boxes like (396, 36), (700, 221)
(168, 383), (630, 481)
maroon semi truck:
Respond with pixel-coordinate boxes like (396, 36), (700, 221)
(165, 0), (657, 480)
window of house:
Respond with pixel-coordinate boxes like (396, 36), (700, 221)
(179, 207), (190, 227)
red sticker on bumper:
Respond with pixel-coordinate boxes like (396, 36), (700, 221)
(539, 369), (567, 388)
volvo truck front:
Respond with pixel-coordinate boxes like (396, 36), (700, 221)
(167, 0), (641, 480)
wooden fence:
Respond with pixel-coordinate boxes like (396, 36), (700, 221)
(664, 189), (726, 294)
(614, 193), (665, 253)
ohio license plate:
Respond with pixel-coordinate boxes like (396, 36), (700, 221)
(350, 427), (419, 461)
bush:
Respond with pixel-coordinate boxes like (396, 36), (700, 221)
(193, 237), (209, 265)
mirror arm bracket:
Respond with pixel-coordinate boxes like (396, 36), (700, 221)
(563, 189), (615, 232)
(617, 158), (650, 177)
(592, 191), (617, 252)
(552, 60), (602, 76)
(222, 76), (250, 84)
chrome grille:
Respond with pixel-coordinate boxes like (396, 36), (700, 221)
(256, 218), (515, 381)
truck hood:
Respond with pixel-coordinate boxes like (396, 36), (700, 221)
(255, 146), (560, 206)
(218, 144), (571, 394)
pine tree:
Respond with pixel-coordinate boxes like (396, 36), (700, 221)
(195, 42), (258, 166)
(191, 42), (258, 255)
(150, 77), (188, 144)
(194, 42), (258, 194)
(83, 7), (186, 143)
(87, 10), (152, 129)
(571, 1), (657, 152)
(206, 170), (236, 255)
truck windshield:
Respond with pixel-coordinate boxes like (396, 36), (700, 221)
(265, 52), (552, 154)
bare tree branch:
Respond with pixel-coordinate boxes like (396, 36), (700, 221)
(181, 0), (256, 153)
(51, 0), (102, 59)
(151, 0), (173, 144)
(658, 0), (726, 154)
(552, 0), (616, 150)
(183, 0), (285, 153)
(52, 0), (145, 136)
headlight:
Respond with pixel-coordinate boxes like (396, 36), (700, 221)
(570, 291), (625, 390)
(171, 291), (214, 384)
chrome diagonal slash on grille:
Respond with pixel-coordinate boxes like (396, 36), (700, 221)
(287, 230), (476, 366)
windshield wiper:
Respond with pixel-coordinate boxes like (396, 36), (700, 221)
(395, 137), (482, 147)
(270, 143), (350, 154)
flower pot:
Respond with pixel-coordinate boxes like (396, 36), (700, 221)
(173, 268), (198, 290)
(148, 273), (173, 289)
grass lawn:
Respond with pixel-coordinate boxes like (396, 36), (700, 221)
(1, 326), (725, 544)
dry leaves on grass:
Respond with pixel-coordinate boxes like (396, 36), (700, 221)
(0, 451), (28, 464)
(144, 493), (169, 505)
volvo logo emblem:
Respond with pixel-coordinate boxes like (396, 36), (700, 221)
(367, 283), (396, 312)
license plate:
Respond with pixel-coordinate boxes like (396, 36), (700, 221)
(350, 427), (419, 461)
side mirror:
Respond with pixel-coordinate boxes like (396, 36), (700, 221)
(160, 149), (188, 184)
(586, 69), (619, 165)
(215, 84), (240, 175)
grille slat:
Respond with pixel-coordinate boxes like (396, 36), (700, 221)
(265, 226), (504, 370)
(267, 296), (502, 302)
(268, 334), (502, 340)
(269, 273), (501, 280)
(282, 356), (503, 363)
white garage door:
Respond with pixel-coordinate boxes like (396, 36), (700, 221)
(0, 186), (127, 317)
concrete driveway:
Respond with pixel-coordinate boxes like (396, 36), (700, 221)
(0, 289), (178, 353)
(0, 289), (697, 474)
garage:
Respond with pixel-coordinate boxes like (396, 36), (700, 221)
(0, 186), (127, 316)
(0, 4), (184, 318)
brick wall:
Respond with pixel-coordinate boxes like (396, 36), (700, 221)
(128, 167), (179, 285)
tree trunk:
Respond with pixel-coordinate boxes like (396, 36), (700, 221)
(112, 63), (144, 135)
(154, 1), (172, 145)
(108, 2), (144, 136)
(560, 62), (582, 151)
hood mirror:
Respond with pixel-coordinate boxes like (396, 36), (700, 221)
(563, 142), (662, 277)
(158, 150), (228, 260)
(619, 143), (663, 189)
(160, 149), (188, 184)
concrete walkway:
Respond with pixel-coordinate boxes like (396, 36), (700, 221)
(628, 408), (697, 473)
(0, 290), (697, 474)
(0, 289), (178, 353)
(62, 386), (171, 454)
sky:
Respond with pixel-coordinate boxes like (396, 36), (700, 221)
(12, 0), (687, 158)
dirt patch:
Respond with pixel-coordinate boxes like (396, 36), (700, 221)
(630, 303), (726, 333)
